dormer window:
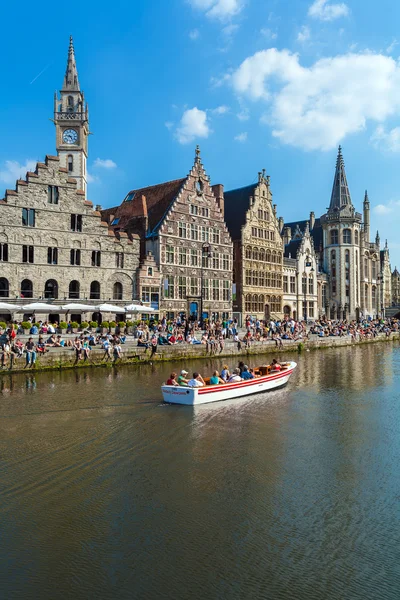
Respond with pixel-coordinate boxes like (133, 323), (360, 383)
(124, 192), (135, 202)
(148, 267), (153, 276)
(111, 218), (120, 226)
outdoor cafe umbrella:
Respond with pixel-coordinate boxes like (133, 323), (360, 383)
(94, 303), (125, 313)
(124, 303), (156, 313)
(20, 303), (62, 313)
(0, 302), (22, 312)
(61, 303), (95, 312)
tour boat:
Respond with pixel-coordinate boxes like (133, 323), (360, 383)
(161, 361), (297, 406)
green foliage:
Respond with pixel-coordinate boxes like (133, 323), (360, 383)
(109, 321), (117, 327)
(34, 323), (40, 328)
(90, 321), (98, 328)
(101, 321), (109, 328)
(59, 321), (68, 329)
(0, 321), (6, 329)
(118, 321), (126, 328)
(81, 321), (89, 329)
(297, 342), (305, 352)
(21, 321), (31, 330)
(70, 321), (79, 329)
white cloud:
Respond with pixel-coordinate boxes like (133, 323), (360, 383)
(371, 126), (400, 152)
(175, 107), (211, 144)
(308, 0), (349, 21)
(0, 159), (37, 185)
(260, 28), (278, 41)
(93, 158), (117, 169)
(86, 172), (100, 184)
(297, 26), (311, 43)
(189, 29), (200, 40)
(374, 200), (400, 215)
(165, 121), (174, 130)
(222, 23), (239, 37)
(234, 132), (248, 142)
(189, 0), (244, 20)
(387, 39), (399, 55)
(230, 48), (400, 151)
(211, 105), (230, 115)
(237, 108), (250, 121)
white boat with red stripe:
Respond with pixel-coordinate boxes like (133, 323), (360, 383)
(161, 361), (297, 405)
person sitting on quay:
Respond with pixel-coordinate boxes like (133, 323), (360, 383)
(210, 370), (226, 385)
(25, 337), (37, 368)
(187, 372), (206, 387)
(177, 369), (189, 386)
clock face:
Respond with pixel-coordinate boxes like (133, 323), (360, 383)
(63, 129), (78, 144)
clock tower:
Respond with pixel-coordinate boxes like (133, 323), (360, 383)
(54, 36), (89, 197)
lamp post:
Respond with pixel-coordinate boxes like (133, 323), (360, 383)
(200, 242), (212, 328)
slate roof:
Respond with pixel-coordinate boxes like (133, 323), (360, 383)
(283, 218), (323, 251)
(102, 178), (186, 234)
(223, 184), (257, 240)
(329, 146), (353, 211)
(284, 238), (302, 259)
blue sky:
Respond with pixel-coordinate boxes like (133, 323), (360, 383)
(1, 0), (400, 266)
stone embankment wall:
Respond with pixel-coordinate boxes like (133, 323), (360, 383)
(1, 333), (399, 376)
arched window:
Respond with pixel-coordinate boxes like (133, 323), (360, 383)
(245, 246), (252, 259)
(147, 267), (153, 276)
(253, 270), (258, 286)
(69, 280), (80, 299)
(44, 279), (58, 299)
(355, 230), (359, 245)
(330, 229), (338, 245)
(343, 229), (351, 244)
(21, 279), (33, 299)
(252, 294), (258, 312)
(67, 95), (74, 111)
(308, 275), (314, 295)
(271, 251), (276, 263)
(253, 247), (259, 261)
(90, 281), (100, 300)
(245, 294), (251, 312)
(0, 277), (9, 297)
(258, 294), (265, 313)
(259, 271), (265, 287)
(372, 286), (376, 306)
(68, 155), (73, 173)
(259, 248), (265, 262)
(113, 282), (123, 300)
(266, 249), (271, 262)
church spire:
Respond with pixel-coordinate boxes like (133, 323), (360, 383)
(62, 35), (80, 91)
(329, 146), (353, 212)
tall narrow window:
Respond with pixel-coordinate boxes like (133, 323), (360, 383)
(115, 252), (124, 268)
(91, 250), (101, 267)
(90, 281), (101, 300)
(343, 229), (351, 244)
(44, 279), (58, 299)
(166, 246), (174, 264)
(372, 260), (377, 280)
(113, 282), (123, 300)
(69, 280), (80, 299)
(178, 277), (187, 299)
(22, 208), (35, 227)
(68, 155), (73, 173)
(0, 278), (9, 297)
(308, 275), (314, 295)
(165, 275), (175, 299)
(70, 249), (81, 266)
(21, 279), (33, 299)
(48, 186), (59, 204)
(22, 245), (34, 263)
(47, 247), (58, 265)
(67, 95), (74, 111)
(71, 214), (83, 232)
(0, 243), (8, 262)
(330, 229), (338, 244)
(302, 274), (307, 295)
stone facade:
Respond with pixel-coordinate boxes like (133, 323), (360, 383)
(391, 267), (400, 305)
(282, 223), (320, 319)
(102, 148), (233, 321)
(0, 38), (141, 324)
(224, 171), (284, 324)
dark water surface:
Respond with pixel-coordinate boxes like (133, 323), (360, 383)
(1, 344), (400, 600)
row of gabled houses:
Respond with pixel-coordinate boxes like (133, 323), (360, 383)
(0, 37), (396, 325)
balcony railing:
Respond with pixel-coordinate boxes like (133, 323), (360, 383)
(55, 111), (86, 120)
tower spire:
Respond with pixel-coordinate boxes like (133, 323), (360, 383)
(329, 146), (353, 211)
(62, 35), (80, 91)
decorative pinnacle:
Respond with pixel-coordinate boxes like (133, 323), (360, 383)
(195, 145), (201, 162)
(364, 190), (369, 204)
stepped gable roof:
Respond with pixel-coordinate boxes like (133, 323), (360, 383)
(284, 239), (302, 259)
(103, 178), (186, 233)
(283, 218), (323, 250)
(223, 183), (257, 240)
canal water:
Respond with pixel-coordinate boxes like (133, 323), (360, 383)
(0, 344), (399, 600)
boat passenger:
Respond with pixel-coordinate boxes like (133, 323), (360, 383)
(241, 365), (254, 380)
(271, 359), (282, 371)
(238, 361), (245, 375)
(187, 372), (205, 387)
(166, 372), (178, 386)
(210, 370), (225, 385)
(177, 369), (189, 386)
(221, 365), (230, 381)
(228, 368), (242, 383)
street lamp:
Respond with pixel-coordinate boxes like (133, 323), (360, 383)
(200, 242), (212, 328)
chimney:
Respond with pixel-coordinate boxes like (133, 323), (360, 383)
(212, 184), (224, 216)
(273, 204), (277, 216)
(310, 211), (315, 230)
(284, 226), (292, 245)
(278, 216), (284, 231)
(95, 204), (102, 211)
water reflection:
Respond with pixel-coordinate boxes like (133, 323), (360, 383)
(0, 344), (399, 599)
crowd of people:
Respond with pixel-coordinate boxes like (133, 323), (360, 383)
(0, 313), (399, 369)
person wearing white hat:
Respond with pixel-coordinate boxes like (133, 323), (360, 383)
(177, 370), (189, 386)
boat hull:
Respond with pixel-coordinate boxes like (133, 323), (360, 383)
(162, 362), (297, 405)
